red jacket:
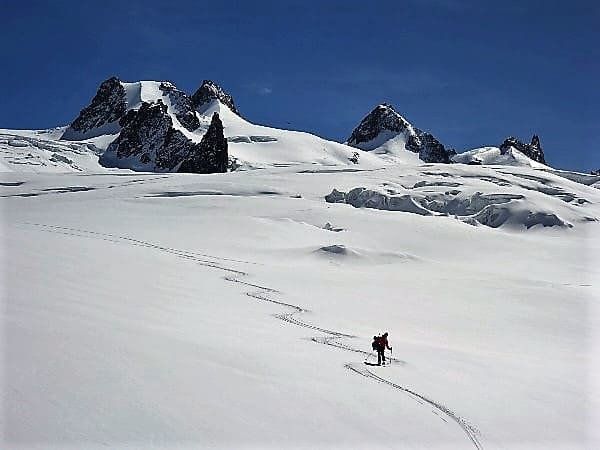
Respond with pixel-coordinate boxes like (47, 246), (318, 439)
(376, 336), (391, 350)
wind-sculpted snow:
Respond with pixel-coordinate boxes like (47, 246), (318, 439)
(327, 187), (433, 216)
(0, 131), (105, 172)
(325, 165), (599, 229)
(544, 168), (600, 187)
(326, 187), (572, 229)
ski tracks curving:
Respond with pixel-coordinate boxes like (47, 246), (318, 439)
(228, 275), (483, 449)
(21, 222), (483, 449)
(346, 365), (483, 449)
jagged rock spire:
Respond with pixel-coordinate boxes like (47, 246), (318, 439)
(500, 135), (546, 164)
(178, 112), (228, 174)
(191, 80), (240, 116)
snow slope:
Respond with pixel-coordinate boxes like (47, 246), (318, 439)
(0, 128), (113, 173)
(203, 100), (384, 169)
(452, 145), (600, 189)
(353, 131), (422, 164)
(2, 163), (599, 449)
(452, 146), (550, 169)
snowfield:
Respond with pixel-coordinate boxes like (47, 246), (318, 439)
(0, 128), (112, 174)
(2, 159), (599, 449)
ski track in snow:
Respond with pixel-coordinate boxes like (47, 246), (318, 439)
(231, 277), (483, 450)
(20, 222), (484, 449)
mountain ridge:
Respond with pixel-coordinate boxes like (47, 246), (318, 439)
(0, 75), (575, 176)
(346, 103), (455, 164)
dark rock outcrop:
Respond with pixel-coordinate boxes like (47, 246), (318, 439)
(65, 76), (126, 136)
(179, 112), (228, 174)
(191, 80), (240, 116)
(592, 169), (600, 176)
(102, 100), (197, 171)
(406, 131), (454, 164)
(499, 135), (546, 164)
(347, 103), (453, 163)
(158, 81), (200, 131)
(347, 103), (412, 147)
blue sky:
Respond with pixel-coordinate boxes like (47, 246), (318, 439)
(2, 0), (599, 171)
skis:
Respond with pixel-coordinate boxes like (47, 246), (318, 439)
(364, 361), (390, 367)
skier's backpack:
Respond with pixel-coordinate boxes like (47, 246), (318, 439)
(372, 335), (380, 351)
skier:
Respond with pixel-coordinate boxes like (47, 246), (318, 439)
(374, 332), (392, 366)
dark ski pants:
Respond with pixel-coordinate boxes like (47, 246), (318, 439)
(377, 348), (386, 365)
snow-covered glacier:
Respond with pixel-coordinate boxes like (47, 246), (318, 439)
(2, 76), (599, 450)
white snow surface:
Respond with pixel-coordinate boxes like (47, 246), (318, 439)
(2, 162), (599, 449)
(452, 146), (550, 169)
(347, 116), (423, 164)
(204, 100), (385, 169)
(352, 131), (422, 164)
(324, 164), (600, 229)
(0, 128), (115, 174)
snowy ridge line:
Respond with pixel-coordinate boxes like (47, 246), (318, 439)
(21, 222), (483, 449)
(346, 364), (483, 450)
(224, 276), (482, 449)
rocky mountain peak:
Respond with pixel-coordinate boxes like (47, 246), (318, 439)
(64, 76), (126, 137)
(347, 103), (453, 163)
(191, 80), (240, 116)
(500, 135), (546, 164)
(347, 103), (412, 147)
(102, 100), (197, 171)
